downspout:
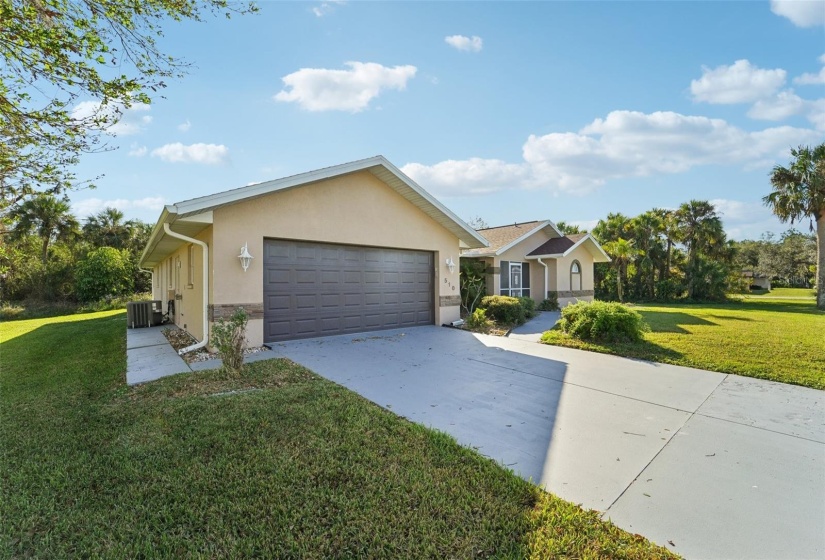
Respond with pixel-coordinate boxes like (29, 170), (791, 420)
(537, 257), (548, 301)
(163, 223), (209, 354)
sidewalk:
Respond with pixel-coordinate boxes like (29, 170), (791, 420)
(125, 323), (280, 385)
(507, 310), (561, 342)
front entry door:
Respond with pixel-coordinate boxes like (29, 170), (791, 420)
(510, 263), (522, 297)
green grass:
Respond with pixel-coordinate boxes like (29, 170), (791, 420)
(742, 287), (816, 299)
(541, 298), (825, 390)
(0, 311), (675, 559)
(0, 293), (152, 321)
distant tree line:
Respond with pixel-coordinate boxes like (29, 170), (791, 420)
(733, 231), (816, 289)
(588, 200), (737, 302)
(0, 195), (152, 302)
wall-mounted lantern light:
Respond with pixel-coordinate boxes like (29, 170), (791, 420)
(446, 256), (456, 274)
(238, 243), (254, 272)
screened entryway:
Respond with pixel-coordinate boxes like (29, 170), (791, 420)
(500, 260), (530, 298)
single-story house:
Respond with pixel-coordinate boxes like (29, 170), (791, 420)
(461, 221), (610, 307)
(139, 156), (489, 348)
(743, 271), (771, 291)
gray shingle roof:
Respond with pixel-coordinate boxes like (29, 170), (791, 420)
(461, 221), (543, 256)
(526, 233), (588, 256)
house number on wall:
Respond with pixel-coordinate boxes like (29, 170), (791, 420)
(444, 277), (456, 291)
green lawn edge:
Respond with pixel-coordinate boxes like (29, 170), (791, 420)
(1, 311), (677, 559)
(541, 297), (824, 390)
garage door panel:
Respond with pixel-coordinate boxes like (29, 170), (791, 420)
(264, 239), (433, 342)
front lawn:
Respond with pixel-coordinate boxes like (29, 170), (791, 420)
(541, 298), (824, 390)
(0, 311), (675, 558)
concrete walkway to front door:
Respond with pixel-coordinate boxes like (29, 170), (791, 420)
(268, 325), (825, 560)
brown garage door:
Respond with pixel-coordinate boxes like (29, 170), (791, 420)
(263, 239), (434, 342)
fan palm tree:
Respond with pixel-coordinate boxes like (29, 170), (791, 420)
(9, 194), (79, 264)
(630, 211), (664, 299)
(675, 200), (725, 299)
(764, 143), (825, 310)
(603, 238), (641, 302)
(83, 207), (134, 249)
(653, 208), (679, 281)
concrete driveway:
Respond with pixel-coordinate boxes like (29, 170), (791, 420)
(268, 326), (825, 559)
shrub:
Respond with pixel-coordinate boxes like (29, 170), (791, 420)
(211, 307), (249, 374)
(480, 295), (525, 325)
(460, 260), (487, 314)
(538, 291), (559, 311)
(74, 247), (133, 302)
(517, 296), (537, 319)
(464, 308), (493, 333)
(557, 300), (649, 343)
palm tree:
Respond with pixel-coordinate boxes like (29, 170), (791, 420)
(653, 208), (679, 281)
(764, 144), (825, 310)
(603, 238), (641, 302)
(630, 211), (664, 299)
(555, 221), (584, 235)
(9, 194), (79, 264)
(83, 207), (133, 249)
(675, 200), (725, 299)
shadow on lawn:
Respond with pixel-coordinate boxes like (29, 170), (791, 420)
(638, 310), (717, 334)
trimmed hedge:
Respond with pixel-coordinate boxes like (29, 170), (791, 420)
(517, 296), (537, 319)
(480, 295), (525, 325)
(557, 300), (649, 343)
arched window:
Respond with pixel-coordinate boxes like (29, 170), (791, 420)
(570, 260), (582, 292)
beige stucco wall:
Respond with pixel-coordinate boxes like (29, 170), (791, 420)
(554, 244), (596, 306)
(151, 227), (212, 341)
(212, 170), (463, 346)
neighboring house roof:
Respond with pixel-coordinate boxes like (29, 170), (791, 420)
(526, 233), (611, 263)
(461, 220), (563, 257)
(139, 155), (489, 268)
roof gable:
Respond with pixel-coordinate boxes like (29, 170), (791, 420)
(461, 220), (563, 257)
(527, 233), (611, 262)
(140, 156), (488, 267)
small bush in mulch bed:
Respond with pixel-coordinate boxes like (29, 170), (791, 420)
(465, 308), (494, 333)
(538, 292), (559, 311)
(556, 300), (649, 343)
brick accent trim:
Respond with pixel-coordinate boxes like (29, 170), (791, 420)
(439, 295), (461, 307)
(556, 290), (594, 298)
(209, 303), (264, 321)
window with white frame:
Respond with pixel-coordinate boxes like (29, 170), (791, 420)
(499, 260), (530, 298)
(570, 260), (582, 291)
(187, 245), (195, 286)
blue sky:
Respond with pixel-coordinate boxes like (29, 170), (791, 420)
(69, 0), (825, 240)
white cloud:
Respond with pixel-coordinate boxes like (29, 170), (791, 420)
(128, 144), (148, 157)
(690, 60), (786, 104)
(312, 0), (345, 17)
(445, 35), (483, 52)
(71, 100), (152, 136)
(274, 62), (417, 112)
(770, 0), (825, 27)
(150, 143), (229, 165)
(747, 90), (807, 120)
(71, 196), (166, 218)
(177, 119), (192, 132)
(795, 67), (825, 85)
(402, 110), (821, 197)
(402, 158), (528, 196)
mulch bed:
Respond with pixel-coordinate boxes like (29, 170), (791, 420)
(161, 327), (267, 363)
